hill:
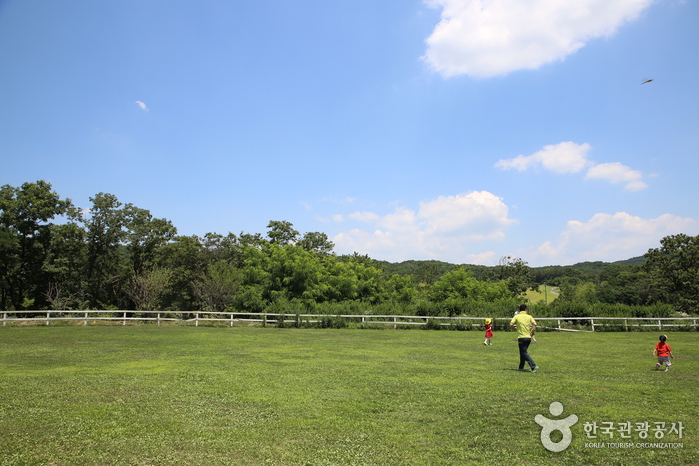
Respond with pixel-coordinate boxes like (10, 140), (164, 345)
(377, 256), (645, 284)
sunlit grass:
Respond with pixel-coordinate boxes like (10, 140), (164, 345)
(526, 284), (559, 304)
(0, 326), (696, 464)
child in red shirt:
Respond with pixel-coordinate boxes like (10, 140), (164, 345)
(483, 318), (493, 346)
(653, 334), (674, 372)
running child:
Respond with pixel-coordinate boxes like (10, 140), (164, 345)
(653, 334), (674, 372)
(483, 318), (493, 345)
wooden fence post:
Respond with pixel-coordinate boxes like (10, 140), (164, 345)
(46, 312), (50, 326)
(84, 312), (88, 326)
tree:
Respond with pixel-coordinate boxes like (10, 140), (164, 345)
(555, 278), (598, 304)
(126, 207), (177, 274)
(44, 222), (87, 309)
(266, 220), (299, 245)
(0, 227), (19, 310)
(297, 231), (334, 255)
(155, 235), (206, 311)
(384, 273), (418, 304)
(429, 269), (512, 303)
(82, 193), (130, 308)
(0, 181), (72, 310)
(81, 193), (177, 308)
(495, 255), (533, 296)
(415, 262), (441, 285)
(644, 233), (699, 312)
(192, 260), (241, 312)
(596, 264), (655, 305)
(124, 267), (173, 311)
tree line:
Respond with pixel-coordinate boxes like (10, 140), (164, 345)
(1, 181), (697, 317)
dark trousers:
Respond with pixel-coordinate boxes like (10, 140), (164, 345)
(518, 338), (536, 370)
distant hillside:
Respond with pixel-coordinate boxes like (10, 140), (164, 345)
(612, 256), (644, 266)
(377, 256), (645, 283)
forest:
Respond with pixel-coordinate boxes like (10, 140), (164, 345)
(1, 181), (698, 318)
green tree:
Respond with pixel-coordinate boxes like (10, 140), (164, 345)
(266, 220), (299, 246)
(124, 267), (173, 311)
(555, 278), (598, 304)
(81, 193), (177, 308)
(596, 264), (655, 305)
(82, 193), (130, 308)
(415, 262), (441, 285)
(126, 207), (177, 274)
(429, 269), (512, 303)
(495, 255), (533, 296)
(266, 244), (325, 305)
(384, 273), (418, 303)
(155, 235), (206, 311)
(644, 233), (699, 312)
(193, 260), (241, 312)
(297, 231), (334, 255)
(0, 181), (73, 310)
(44, 222), (87, 309)
(0, 227), (19, 310)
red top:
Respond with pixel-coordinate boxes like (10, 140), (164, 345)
(485, 323), (493, 338)
(655, 342), (672, 357)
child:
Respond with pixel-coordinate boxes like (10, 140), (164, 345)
(483, 318), (493, 345)
(653, 334), (674, 371)
(530, 322), (538, 343)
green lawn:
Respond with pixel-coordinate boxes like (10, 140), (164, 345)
(0, 326), (696, 465)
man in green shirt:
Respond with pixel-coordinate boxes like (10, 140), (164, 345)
(510, 304), (539, 372)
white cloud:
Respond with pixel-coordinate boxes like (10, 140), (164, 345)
(465, 250), (498, 265)
(348, 211), (381, 222)
(585, 162), (648, 191)
(135, 100), (149, 111)
(423, 0), (655, 78)
(495, 141), (591, 173)
(527, 212), (696, 265)
(333, 191), (516, 262)
(496, 141), (648, 190)
(418, 191), (515, 240)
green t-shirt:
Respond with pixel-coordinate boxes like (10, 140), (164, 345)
(510, 312), (536, 339)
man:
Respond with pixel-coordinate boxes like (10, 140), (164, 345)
(510, 304), (539, 372)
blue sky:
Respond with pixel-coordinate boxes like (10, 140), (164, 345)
(2, 0), (698, 267)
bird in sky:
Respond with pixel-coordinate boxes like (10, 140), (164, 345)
(641, 79), (653, 84)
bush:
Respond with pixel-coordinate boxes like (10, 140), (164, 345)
(316, 315), (348, 329)
(424, 319), (443, 330)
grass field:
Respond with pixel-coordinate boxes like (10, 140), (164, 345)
(0, 325), (696, 465)
(526, 284), (559, 304)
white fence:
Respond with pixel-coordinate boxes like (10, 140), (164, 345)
(1, 310), (698, 331)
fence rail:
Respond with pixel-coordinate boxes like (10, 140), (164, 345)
(1, 310), (697, 331)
